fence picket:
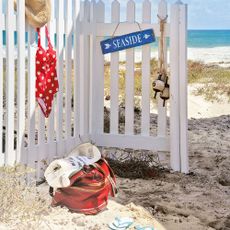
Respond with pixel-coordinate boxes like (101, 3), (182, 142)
(170, 3), (180, 171)
(27, 25), (37, 167)
(5, 0), (15, 165)
(38, 27), (46, 169)
(47, 0), (56, 157)
(125, 0), (135, 135)
(16, 0), (26, 164)
(0, 2), (3, 164)
(56, 0), (64, 156)
(110, 0), (120, 134)
(65, 0), (73, 140)
(157, 0), (167, 137)
(141, 0), (151, 136)
(79, 0), (90, 140)
(91, 0), (105, 136)
(73, 0), (81, 140)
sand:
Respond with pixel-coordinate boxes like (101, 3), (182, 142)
(1, 92), (229, 230)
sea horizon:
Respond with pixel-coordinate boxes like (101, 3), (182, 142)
(2, 29), (230, 67)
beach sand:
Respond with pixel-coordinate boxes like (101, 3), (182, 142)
(1, 90), (229, 230)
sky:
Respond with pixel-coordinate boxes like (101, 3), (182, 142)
(2, 0), (229, 29)
(103, 0), (230, 29)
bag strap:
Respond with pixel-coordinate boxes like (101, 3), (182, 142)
(49, 186), (54, 197)
(94, 159), (118, 197)
(37, 26), (53, 48)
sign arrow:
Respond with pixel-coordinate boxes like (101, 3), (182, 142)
(104, 43), (111, 49)
(143, 34), (151, 39)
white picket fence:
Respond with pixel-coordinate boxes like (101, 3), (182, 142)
(0, 0), (188, 176)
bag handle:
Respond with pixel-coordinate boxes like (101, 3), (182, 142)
(49, 186), (54, 197)
(94, 159), (118, 197)
(37, 26), (53, 48)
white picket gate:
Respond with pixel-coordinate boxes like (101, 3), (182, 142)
(0, 0), (188, 177)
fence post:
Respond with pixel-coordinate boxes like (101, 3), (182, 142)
(170, 0), (188, 173)
(179, 2), (189, 173)
(169, 1), (180, 171)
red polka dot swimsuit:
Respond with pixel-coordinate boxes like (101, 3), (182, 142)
(36, 26), (59, 118)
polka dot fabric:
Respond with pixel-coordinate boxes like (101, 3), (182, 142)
(36, 26), (59, 118)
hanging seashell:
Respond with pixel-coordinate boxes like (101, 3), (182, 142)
(160, 77), (170, 107)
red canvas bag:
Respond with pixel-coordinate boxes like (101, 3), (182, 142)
(49, 159), (118, 215)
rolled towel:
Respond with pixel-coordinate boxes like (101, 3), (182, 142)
(44, 143), (101, 188)
(44, 157), (84, 188)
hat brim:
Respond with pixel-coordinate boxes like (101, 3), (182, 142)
(68, 143), (101, 165)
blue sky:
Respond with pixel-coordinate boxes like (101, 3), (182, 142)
(103, 0), (229, 29)
(2, 0), (229, 29)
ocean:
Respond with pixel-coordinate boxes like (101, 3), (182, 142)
(2, 30), (230, 48)
(2, 30), (230, 66)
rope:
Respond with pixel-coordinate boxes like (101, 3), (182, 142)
(112, 21), (142, 37)
(157, 15), (168, 76)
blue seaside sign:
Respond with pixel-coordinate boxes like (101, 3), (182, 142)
(100, 29), (155, 54)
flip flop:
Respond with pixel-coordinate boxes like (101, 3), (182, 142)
(108, 217), (134, 230)
(135, 225), (155, 230)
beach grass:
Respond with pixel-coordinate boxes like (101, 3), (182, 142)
(188, 61), (230, 102)
(0, 165), (50, 227)
(104, 59), (230, 102)
(2, 59), (230, 103)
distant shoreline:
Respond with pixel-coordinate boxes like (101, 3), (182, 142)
(2, 46), (230, 68)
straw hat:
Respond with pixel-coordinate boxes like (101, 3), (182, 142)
(14, 0), (51, 29)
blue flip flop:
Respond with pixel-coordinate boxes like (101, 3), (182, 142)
(108, 217), (134, 230)
(135, 225), (155, 230)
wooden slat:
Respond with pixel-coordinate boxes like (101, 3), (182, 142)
(16, 0), (26, 164)
(27, 25), (37, 167)
(56, 0), (64, 157)
(141, 0), (151, 136)
(79, 0), (90, 140)
(38, 27), (46, 164)
(47, 0), (55, 149)
(65, 0), (73, 140)
(73, 0), (81, 139)
(170, 3), (180, 172)
(1, 18), (170, 38)
(91, 0), (105, 136)
(110, 0), (120, 134)
(157, 0), (168, 137)
(179, 4), (189, 173)
(125, 0), (135, 135)
(0, 3), (3, 163)
(92, 134), (169, 152)
(45, 0), (56, 162)
(5, 0), (15, 165)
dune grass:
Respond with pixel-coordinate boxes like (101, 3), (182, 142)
(188, 61), (230, 102)
(0, 165), (50, 228)
(104, 59), (230, 103)
(2, 59), (230, 104)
